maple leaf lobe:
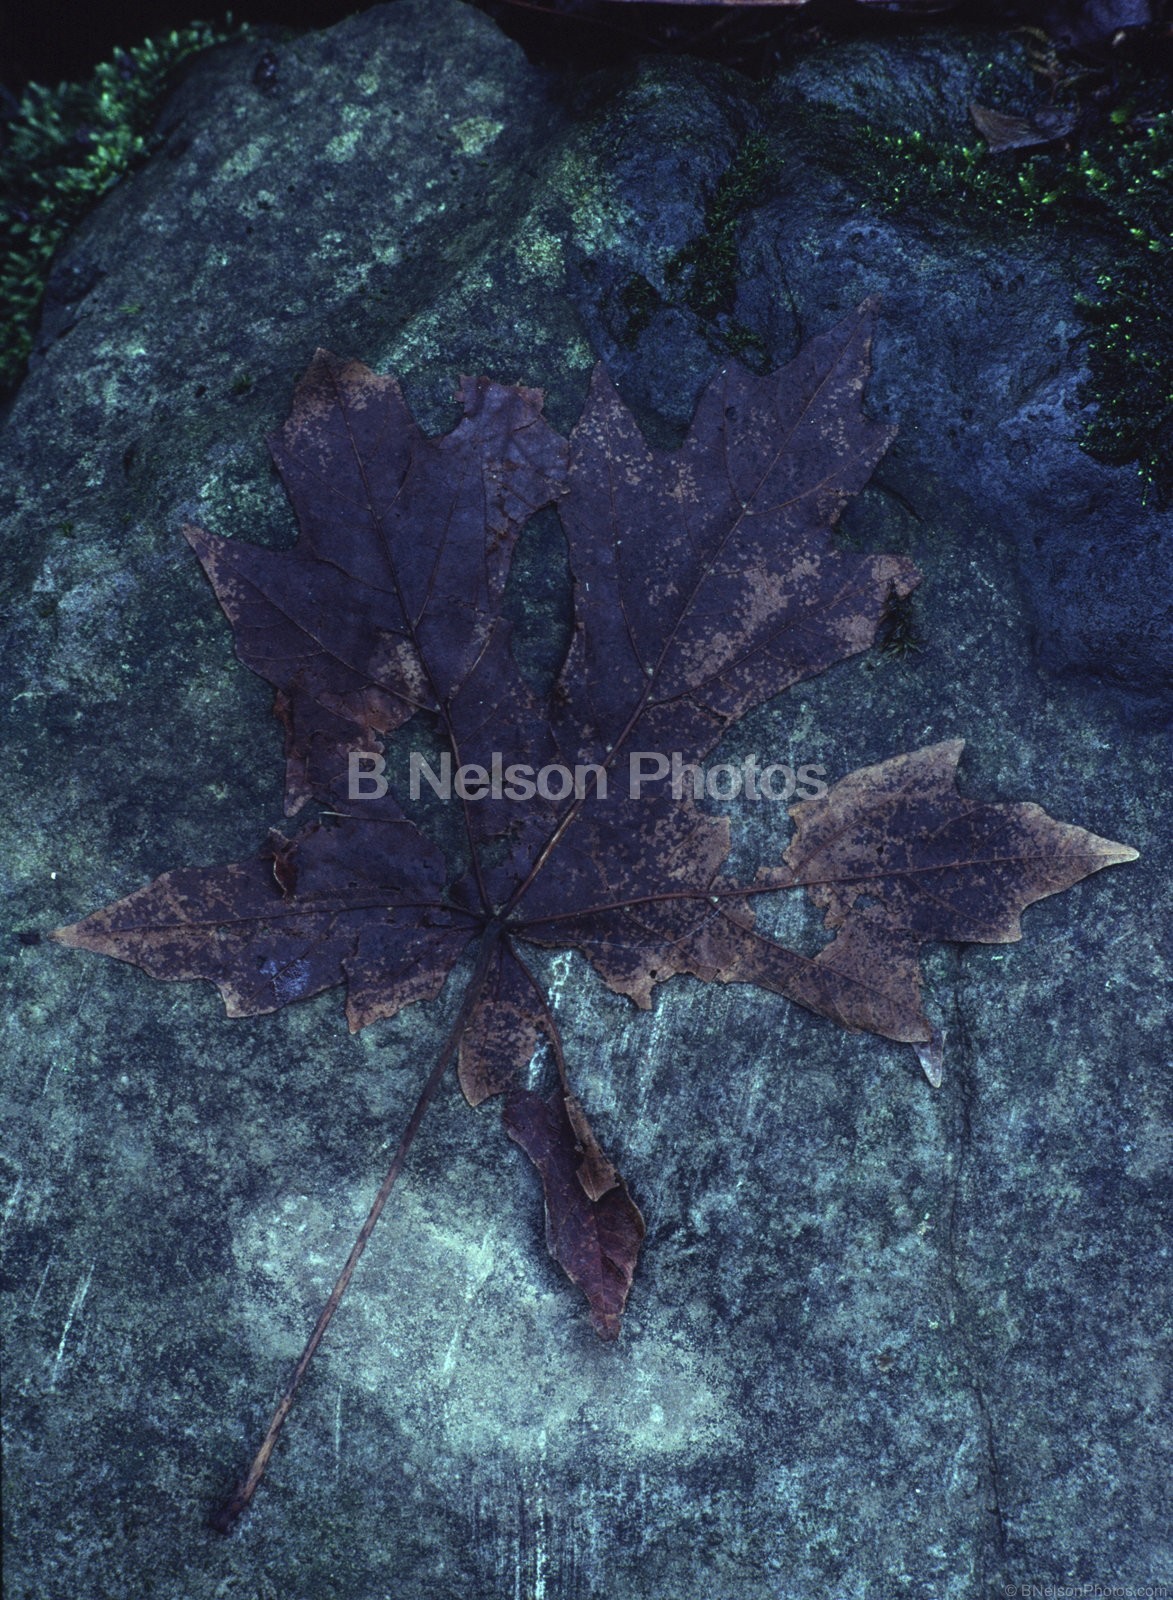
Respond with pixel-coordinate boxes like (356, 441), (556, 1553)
(185, 351), (569, 819)
(503, 1088), (645, 1340)
(770, 740), (1139, 1055)
(786, 740), (1139, 944)
(457, 941), (545, 1107)
(55, 815), (472, 1029)
(550, 303), (917, 780)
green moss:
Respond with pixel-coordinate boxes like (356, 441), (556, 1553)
(841, 87), (1173, 500)
(722, 318), (769, 368)
(618, 132), (779, 361)
(1074, 115), (1173, 498)
(617, 272), (663, 344)
(1078, 257), (1173, 496)
(0, 20), (247, 398)
(665, 132), (778, 322)
(876, 585), (923, 657)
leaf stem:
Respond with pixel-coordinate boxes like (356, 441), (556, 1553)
(209, 922), (502, 1534)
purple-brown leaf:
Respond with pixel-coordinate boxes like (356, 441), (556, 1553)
(503, 1088), (645, 1339)
(57, 814), (474, 1028)
(183, 351), (568, 821)
(785, 740), (1138, 943)
(548, 302), (916, 777)
(777, 740), (1138, 1048)
(55, 309), (1137, 1349)
(970, 101), (1077, 153)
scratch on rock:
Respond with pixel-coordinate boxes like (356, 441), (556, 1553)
(533, 1484), (548, 1600)
(980, 1388), (1008, 1561)
(31, 1253), (55, 1312)
(334, 1384), (343, 1479)
(49, 1264), (93, 1388)
(544, 951), (575, 1013)
(0, 1177), (23, 1241)
(440, 1240), (497, 1379)
(512, 1470), (556, 1600)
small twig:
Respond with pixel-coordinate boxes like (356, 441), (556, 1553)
(209, 924), (502, 1534)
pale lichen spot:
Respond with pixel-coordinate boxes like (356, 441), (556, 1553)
(369, 631), (429, 705)
(323, 109), (371, 163)
(323, 129), (361, 162)
(552, 150), (633, 255)
(450, 115), (505, 156)
(239, 1183), (735, 1467)
(218, 141), (268, 181)
(563, 336), (594, 371)
(514, 228), (564, 281)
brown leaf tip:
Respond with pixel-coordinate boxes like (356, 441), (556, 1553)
(504, 1089), (644, 1340)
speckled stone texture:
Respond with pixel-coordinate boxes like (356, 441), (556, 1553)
(1, 4), (1169, 1597)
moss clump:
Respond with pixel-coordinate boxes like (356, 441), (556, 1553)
(1078, 254), (1173, 496)
(1075, 114), (1173, 498)
(876, 584), (923, 657)
(845, 88), (1172, 500)
(722, 318), (769, 368)
(618, 132), (779, 363)
(617, 271), (663, 344)
(1, 21), (246, 397)
(665, 132), (778, 322)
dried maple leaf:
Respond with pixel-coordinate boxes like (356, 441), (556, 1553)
(54, 304), (1136, 1528)
(969, 101), (1077, 153)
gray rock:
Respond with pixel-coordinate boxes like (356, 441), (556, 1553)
(1, 5), (1168, 1598)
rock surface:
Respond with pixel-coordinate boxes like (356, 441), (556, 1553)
(1, 4), (1169, 1598)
